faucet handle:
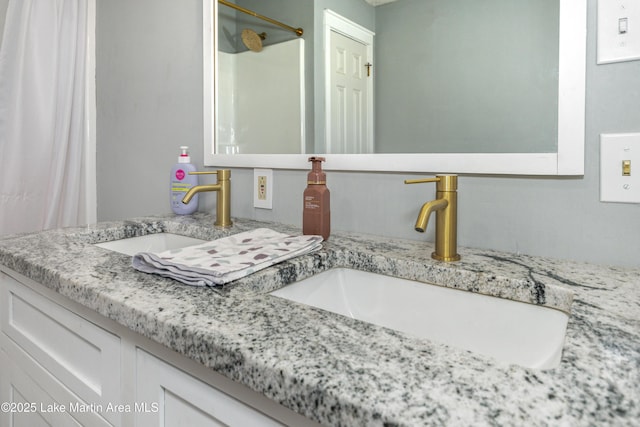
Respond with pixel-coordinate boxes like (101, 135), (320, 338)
(404, 175), (457, 191)
(188, 170), (231, 180)
(404, 177), (440, 185)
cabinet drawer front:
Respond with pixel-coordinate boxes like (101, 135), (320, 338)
(0, 272), (120, 412)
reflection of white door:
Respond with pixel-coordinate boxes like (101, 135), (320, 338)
(324, 10), (374, 154)
(330, 31), (369, 154)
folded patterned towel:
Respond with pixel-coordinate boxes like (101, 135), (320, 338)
(132, 228), (323, 287)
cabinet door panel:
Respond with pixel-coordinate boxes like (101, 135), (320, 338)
(0, 350), (83, 427)
(164, 390), (226, 427)
(136, 349), (283, 427)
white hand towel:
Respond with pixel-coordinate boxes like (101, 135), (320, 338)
(132, 228), (323, 287)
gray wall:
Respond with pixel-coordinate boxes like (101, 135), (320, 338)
(375, 0), (559, 153)
(96, 0), (207, 219)
(97, 0), (640, 268)
(0, 0), (9, 45)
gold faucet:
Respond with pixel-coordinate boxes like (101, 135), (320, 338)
(404, 175), (460, 262)
(182, 170), (232, 227)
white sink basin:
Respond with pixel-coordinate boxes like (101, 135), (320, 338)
(95, 233), (206, 256)
(270, 268), (569, 369)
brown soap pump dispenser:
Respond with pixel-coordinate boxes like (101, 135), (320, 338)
(303, 157), (330, 240)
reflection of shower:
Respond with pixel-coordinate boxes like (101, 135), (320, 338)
(218, 0), (303, 36)
(218, 38), (305, 154)
(241, 29), (266, 52)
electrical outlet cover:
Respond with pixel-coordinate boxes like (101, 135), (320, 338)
(253, 169), (273, 209)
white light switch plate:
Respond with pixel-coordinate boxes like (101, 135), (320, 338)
(600, 133), (640, 203)
(597, 0), (640, 64)
(253, 169), (273, 209)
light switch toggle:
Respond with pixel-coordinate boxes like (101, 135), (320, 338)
(623, 160), (631, 176)
(619, 17), (628, 34)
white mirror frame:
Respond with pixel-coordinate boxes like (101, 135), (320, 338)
(203, 0), (585, 175)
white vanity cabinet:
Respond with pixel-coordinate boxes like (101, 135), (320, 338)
(0, 268), (318, 427)
(0, 270), (119, 427)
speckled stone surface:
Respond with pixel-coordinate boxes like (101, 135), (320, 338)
(0, 213), (638, 426)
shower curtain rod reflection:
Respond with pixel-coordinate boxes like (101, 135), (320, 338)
(218, 0), (303, 37)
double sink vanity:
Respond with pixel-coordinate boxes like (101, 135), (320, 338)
(0, 213), (638, 426)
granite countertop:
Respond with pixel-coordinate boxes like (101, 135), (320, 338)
(0, 214), (638, 426)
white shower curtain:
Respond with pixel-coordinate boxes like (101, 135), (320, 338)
(0, 0), (95, 236)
